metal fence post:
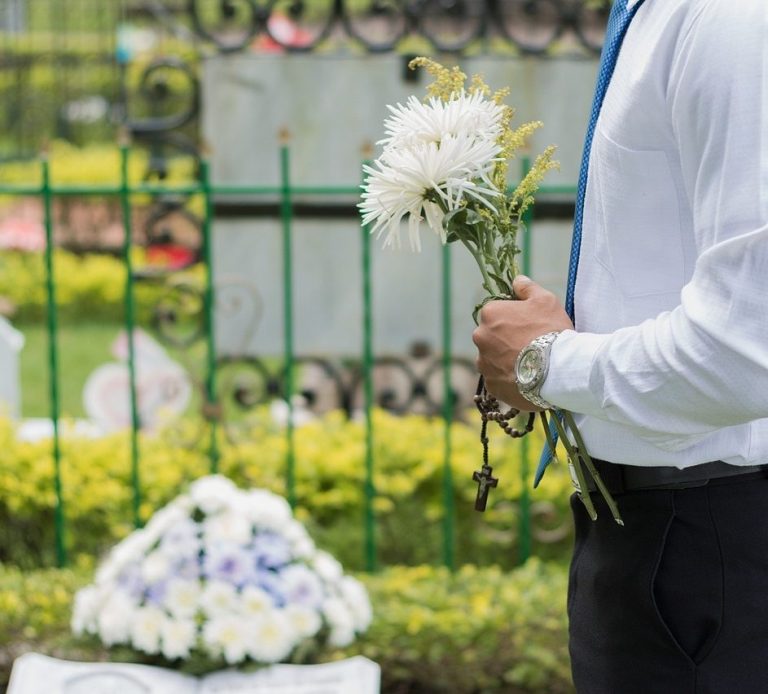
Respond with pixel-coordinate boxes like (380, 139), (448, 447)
(441, 244), (455, 570)
(118, 138), (143, 527)
(279, 132), (296, 508)
(519, 156), (534, 564)
(200, 154), (220, 473)
(360, 153), (377, 572)
(41, 153), (66, 566)
(441, 242), (456, 570)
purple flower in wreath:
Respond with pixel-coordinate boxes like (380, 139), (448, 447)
(251, 532), (292, 570)
(145, 580), (168, 607)
(279, 563), (324, 608)
(203, 544), (252, 587)
(117, 563), (145, 601)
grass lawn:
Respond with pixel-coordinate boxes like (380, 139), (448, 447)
(19, 321), (122, 419)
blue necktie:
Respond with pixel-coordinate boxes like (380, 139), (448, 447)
(534, 0), (646, 487)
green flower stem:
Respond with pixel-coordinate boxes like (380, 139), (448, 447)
(551, 412), (597, 521)
(563, 411), (624, 526)
(461, 237), (501, 296)
(481, 230), (506, 282)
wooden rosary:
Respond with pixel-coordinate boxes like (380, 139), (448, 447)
(472, 375), (535, 512)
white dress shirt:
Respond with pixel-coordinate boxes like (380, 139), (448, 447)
(539, 0), (768, 468)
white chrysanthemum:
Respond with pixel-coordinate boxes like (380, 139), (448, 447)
(142, 503), (188, 544)
(160, 617), (197, 660)
(200, 580), (238, 616)
(206, 511), (253, 547)
(203, 509), (253, 546)
(247, 610), (296, 663)
(285, 604), (322, 639)
(339, 576), (373, 632)
(237, 489), (293, 529)
(102, 529), (155, 580)
(130, 605), (166, 654)
(282, 520), (315, 558)
(159, 517), (201, 558)
(312, 550), (343, 583)
(96, 589), (136, 646)
(380, 92), (505, 151)
(203, 616), (251, 664)
(360, 133), (501, 251)
(323, 598), (356, 648)
(241, 585), (274, 618)
(71, 585), (101, 636)
(190, 475), (238, 515)
(164, 578), (202, 618)
(329, 620), (355, 648)
(141, 549), (171, 584)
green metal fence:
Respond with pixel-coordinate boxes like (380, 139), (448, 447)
(0, 141), (577, 571)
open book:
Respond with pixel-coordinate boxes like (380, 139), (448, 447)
(8, 653), (380, 694)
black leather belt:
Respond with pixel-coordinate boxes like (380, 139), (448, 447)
(582, 458), (768, 495)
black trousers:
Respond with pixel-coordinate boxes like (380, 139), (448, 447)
(568, 474), (768, 694)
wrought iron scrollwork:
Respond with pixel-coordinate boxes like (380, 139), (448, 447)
(530, 499), (572, 543)
(184, 0), (609, 55)
(495, 0), (565, 54)
(150, 278), (207, 349)
(152, 348), (488, 426)
(341, 0), (410, 53)
(188, 0), (265, 54)
(414, 0), (486, 53)
(126, 57), (201, 180)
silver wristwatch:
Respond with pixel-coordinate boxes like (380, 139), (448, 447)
(515, 331), (561, 410)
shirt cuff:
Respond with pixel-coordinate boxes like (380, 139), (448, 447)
(539, 330), (610, 415)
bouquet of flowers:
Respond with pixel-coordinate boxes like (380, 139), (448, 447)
(360, 58), (621, 525)
(72, 476), (373, 667)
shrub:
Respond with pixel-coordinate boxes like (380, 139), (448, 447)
(0, 411), (575, 571)
(0, 140), (197, 194)
(0, 560), (574, 693)
(0, 249), (201, 324)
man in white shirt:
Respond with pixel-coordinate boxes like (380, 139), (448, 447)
(473, 0), (768, 691)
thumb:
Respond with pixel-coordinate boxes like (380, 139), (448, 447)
(512, 274), (542, 300)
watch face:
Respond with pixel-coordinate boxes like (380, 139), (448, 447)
(517, 348), (543, 388)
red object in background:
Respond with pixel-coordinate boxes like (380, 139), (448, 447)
(145, 244), (197, 270)
(0, 217), (46, 251)
(252, 13), (314, 53)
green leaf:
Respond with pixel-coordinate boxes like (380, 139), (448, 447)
(488, 273), (512, 296)
(443, 207), (486, 245)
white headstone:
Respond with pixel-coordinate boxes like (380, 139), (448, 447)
(0, 316), (24, 417)
(9, 654), (381, 694)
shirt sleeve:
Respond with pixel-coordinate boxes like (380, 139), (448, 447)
(540, 0), (768, 448)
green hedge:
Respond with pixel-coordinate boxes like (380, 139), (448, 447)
(0, 249), (201, 324)
(0, 560), (574, 693)
(0, 411), (575, 571)
(0, 141), (197, 191)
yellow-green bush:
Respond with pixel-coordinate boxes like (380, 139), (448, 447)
(0, 560), (573, 693)
(0, 410), (575, 570)
(0, 140), (197, 192)
(0, 249), (201, 324)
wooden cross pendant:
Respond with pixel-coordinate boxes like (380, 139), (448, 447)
(473, 464), (498, 512)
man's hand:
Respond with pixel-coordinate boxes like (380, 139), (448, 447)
(472, 275), (573, 411)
